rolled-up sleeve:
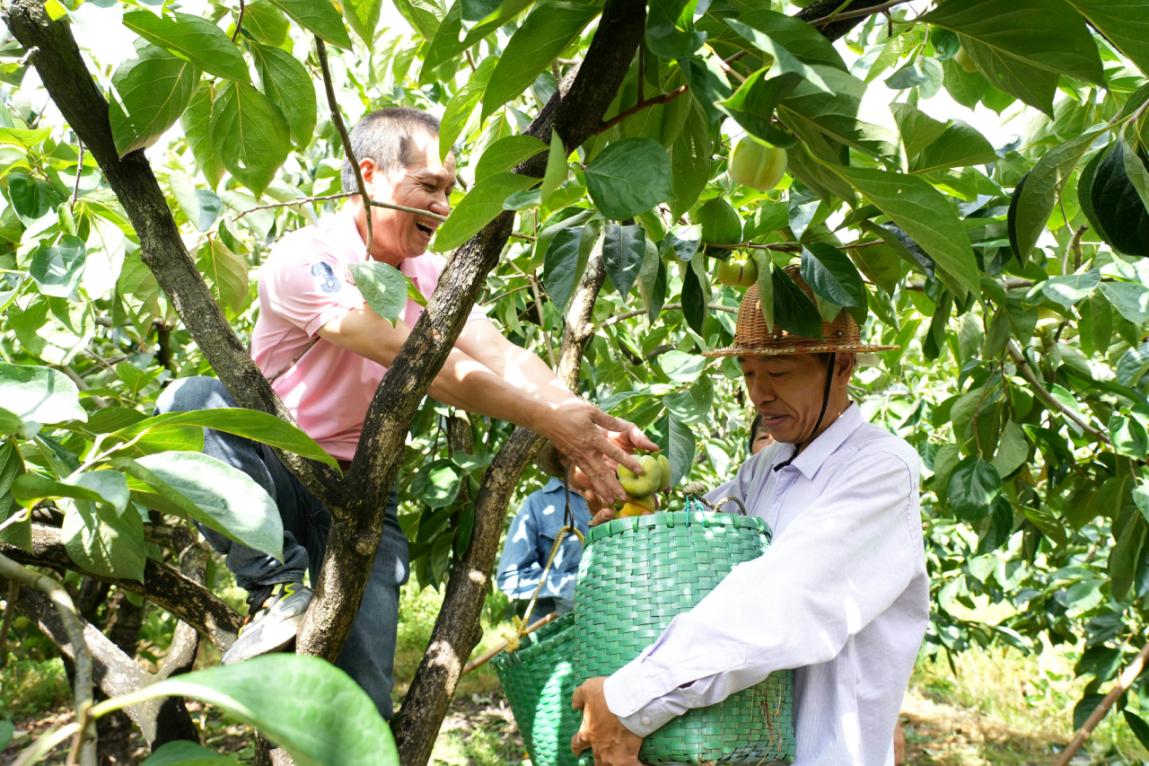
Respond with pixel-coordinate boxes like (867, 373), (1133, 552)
(604, 447), (919, 736)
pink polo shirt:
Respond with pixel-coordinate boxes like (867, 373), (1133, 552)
(250, 208), (483, 461)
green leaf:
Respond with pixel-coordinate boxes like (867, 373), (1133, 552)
(836, 166), (980, 298)
(182, 84), (224, 188)
(732, 8), (847, 71)
(723, 19), (833, 94)
(196, 238), (249, 315)
(109, 44), (200, 157)
(772, 266), (822, 338)
(670, 100), (712, 218)
(540, 130), (568, 205)
(777, 66), (900, 160)
(249, 44), (317, 150)
(123, 11), (250, 82)
(100, 656), (398, 766)
(602, 223), (645, 299)
(659, 351), (706, 384)
(439, 56), (497, 158)
(1007, 129), (1101, 263)
(584, 138), (673, 220)
(143, 740), (242, 765)
(1110, 412), (1149, 459)
(956, 36), (1059, 115)
(646, 0), (703, 59)
(1101, 281), (1149, 324)
(349, 261), (409, 325)
(719, 70), (801, 148)
(481, 2), (597, 119)
(209, 80), (291, 196)
(0, 364), (86, 425)
(30, 236), (85, 298)
(922, 0), (1103, 84)
(1039, 271), (1100, 308)
(112, 409), (339, 469)
(1087, 143), (1149, 257)
(343, 0), (383, 44)
(800, 243), (867, 324)
(62, 493), (147, 582)
(1110, 514), (1146, 600)
(6, 171), (63, 220)
(542, 226), (585, 311)
(268, 0), (353, 48)
(947, 456), (1002, 522)
(664, 411), (696, 487)
(241, 1), (291, 45)
(121, 452), (284, 559)
(1117, 342), (1149, 386)
(1123, 711), (1149, 752)
(433, 172), (534, 251)
(681, 258), (706, 334)
(473, 135), (548, 183)
(1063, 0), (1149, 76)
(992, 420), (1029, 478)
(910, 121), (996, 173)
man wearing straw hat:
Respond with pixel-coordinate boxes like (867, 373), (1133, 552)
(572, 266), (928, 765)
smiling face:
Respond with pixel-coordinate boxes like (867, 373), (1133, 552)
(354, 129), (456, 265)
(740, 352), (855, 449)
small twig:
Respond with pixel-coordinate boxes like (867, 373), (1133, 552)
(596, 302), (738, 329)
(315, 38), (374, 250)
(232, 191), (448, 223)
(529, 274), (557, 368)
(0, 580), (18, 668)
(810, 0), (915, 25)
(1055, 640), (1149, 766)
(70, 141), (83, 210)
(461, 611), (560, 675)
(1006, 340), (1110, 444)
(1069, 224), (1087, 272)
(231, 0), (245, 42)
(18, 45), (38, 66)
(0, 553), (95, 766)
(597, 85), (688, 135)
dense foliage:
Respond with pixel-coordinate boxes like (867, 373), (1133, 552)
(2, 0), (1149, 760)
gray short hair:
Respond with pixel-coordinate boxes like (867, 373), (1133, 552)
(341, 108), (441, 193)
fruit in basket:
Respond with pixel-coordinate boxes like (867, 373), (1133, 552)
(618, 494), (657, 517)
(617, 453), (661, 498)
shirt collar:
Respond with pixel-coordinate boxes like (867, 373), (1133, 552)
(541, 477), (569, 494)
(784, 402), (865, 479)
(325, 207), (370, 264)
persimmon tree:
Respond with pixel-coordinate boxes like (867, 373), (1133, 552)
(1, 0), (1148, 763)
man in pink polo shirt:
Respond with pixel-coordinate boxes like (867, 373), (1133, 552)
(157, 108), (655, 718)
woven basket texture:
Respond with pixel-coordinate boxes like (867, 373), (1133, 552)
(573, 510), (794, 765)
(492, 613), (581, 766)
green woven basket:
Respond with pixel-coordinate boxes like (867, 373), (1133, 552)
(573, 508), (795, 765)
(492, 612), (581, 766)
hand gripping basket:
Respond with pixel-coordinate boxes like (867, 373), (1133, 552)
(492, 612), (582, 766)
(572, 505), (795, 765)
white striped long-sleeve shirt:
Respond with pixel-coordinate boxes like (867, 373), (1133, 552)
(603, 404), (929, 765)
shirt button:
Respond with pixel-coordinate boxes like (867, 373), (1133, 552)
(640, 715), (651, 726)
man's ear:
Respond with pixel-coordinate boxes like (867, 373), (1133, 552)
(835, 353), (856, 382)
(358, 158), (378, 184)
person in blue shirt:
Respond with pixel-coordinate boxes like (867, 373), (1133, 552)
(496, 445), (591, 625)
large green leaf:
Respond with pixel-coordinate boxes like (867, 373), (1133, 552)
(922, 0), (1103, 84)
(1007, 129), (1102, 263)
(584, 138), (673, 220)
(1039, 271), (1100, 308)
(433, 172), (535, 251)
(1086, 143), (1149, 257)
(62, 494), (147, 582)
(836, 166), (980, 298)
(196, 238), (249, 315)
(777, 66), (900, 160)
(6, 171), (63, 220)
(241, 1), (291, 45)
(109, 44), (200, 157)
(182, 84), (224, 188)
(542, 226), (585, 311)
(1110, 513), (1145, 600)
(481, 2), (597, 119)
(909, 121), (996, 173)
(30, 236), (85, 298)
(947, 455), (1001, 522)
(439, 56), (497, 159)
(1063, 0), (1149, 76)
(122, 452), (283, 560)
(123, 11), (249, 82)
(664, 411), (697, 487)
(1101, 281), (1149, 324)
(603, 223), (646, 299)
(143, 740), (241, 765)
(669, 99), (712, 218)
(473, 135), (548, 183)
(729, 8), (847, 71)
(958, 35), (1058, 114)
(0, 364), (86, 425)
(99, 656), (398, 766)
(719, 69), (801, 148)
(348, 261), (418, 325)
(646, 0), (703, 59)
(112, 410), (339, 469)
(267, 0), (353, 48)
(343, 0), (383, 44)
(209, 80), (291, 196)
(248, 44), (317, 150)
(772, 266), (822, 338)
(800, 243), (867, 324)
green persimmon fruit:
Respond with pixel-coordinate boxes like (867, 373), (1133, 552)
(656, 453), (672, 492)
(715, 257), (757, 288)
(617, 454), (660, 498)
(728, 136), (787, 192)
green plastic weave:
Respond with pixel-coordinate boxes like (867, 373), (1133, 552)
(573, 508), (795, 765)
(492, 613), (581, 766)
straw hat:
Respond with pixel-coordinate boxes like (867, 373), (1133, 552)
(704, 265), (898, 357)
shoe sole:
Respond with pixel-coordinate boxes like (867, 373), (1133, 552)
(221, 619), (301, 665)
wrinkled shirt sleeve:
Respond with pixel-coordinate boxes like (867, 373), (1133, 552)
(603, 447), (920, 736)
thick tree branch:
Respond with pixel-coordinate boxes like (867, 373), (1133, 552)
(0, 526), (241, 649)
(3, 0), (342, 503)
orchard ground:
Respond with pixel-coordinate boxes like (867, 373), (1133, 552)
(4, 580), (1148, 765)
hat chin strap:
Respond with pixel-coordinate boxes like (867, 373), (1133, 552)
(773, 353), (836, 473)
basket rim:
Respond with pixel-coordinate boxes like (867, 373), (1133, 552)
(585, 509), (769, 545)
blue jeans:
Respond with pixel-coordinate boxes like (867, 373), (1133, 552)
(156, 377), (410, 718)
